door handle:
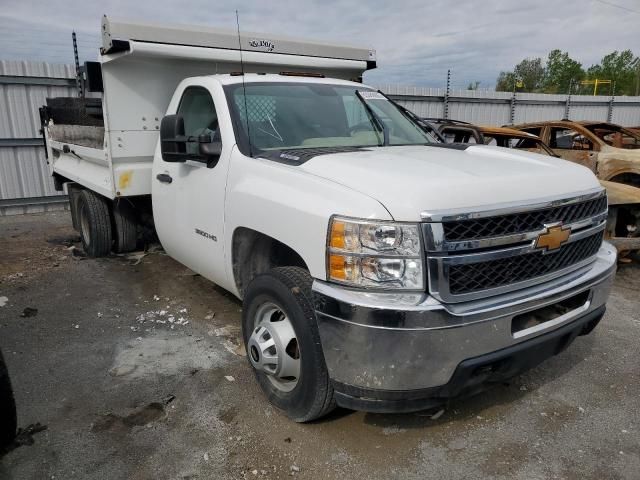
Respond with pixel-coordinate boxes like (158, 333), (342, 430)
(156, 173), (173, 184)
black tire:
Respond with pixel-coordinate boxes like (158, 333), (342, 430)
(242, 267), (335, 422)
(0, 349), (17, 449)
(112, 200), (138, 254)
(77, 190), (112, 257)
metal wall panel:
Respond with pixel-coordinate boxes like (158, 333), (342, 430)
(449, 101), (511, 126)
(394, 99), (444, 119)
(381, 86), (640, 127)
(513, 104), (566, 125)
(610, 97), (640, 126)
(0, 61), (76, 214)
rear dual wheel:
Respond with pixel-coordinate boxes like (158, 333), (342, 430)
(78, 190), (112, 257)
(112, 200), (138, 254)
(77, 190), (138, 257)
(242, 267), (335, 422)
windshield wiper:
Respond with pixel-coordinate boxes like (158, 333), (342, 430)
(355, 90), (389, 146)
(376, 90), (443, 143)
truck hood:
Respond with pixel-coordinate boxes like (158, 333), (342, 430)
(300, 145), (602, 221)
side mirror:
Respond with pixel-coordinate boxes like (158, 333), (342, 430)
(197, 133), (222, 168)
(160, 115), (222, 167)
(200, 140), (222, 158)
(160, 115), (187, 162)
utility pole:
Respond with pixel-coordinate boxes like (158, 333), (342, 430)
(607, 81), (615, 123)
(72, 31), (83, 98)
(564, 79), (573, 120)
(444, 69), (451, 120)
(635, 59), (639, 96)
(510, 76), (521, 125)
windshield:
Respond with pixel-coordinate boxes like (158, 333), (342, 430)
(583, 124), (640, 149)
(225, 82), (437, 156)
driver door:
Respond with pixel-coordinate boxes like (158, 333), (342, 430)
(152, 85), (231, 286)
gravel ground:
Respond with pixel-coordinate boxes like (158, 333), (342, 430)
(0, 211), (638, 480)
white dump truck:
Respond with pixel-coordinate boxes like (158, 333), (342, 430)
(41, 16), (616, 421)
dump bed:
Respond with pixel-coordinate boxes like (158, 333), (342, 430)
(44, 16), (376, 199)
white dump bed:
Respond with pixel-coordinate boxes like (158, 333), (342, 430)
(46, 16), (376, 199)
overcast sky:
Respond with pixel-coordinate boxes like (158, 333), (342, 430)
(1, 0), (638, 88)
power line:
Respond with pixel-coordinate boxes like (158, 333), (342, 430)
(593, 0), (640, 14)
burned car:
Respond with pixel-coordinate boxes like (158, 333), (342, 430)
(509, 120), (640, 185)
(482, 126), (640, 253)
(424, 120), (640, 253)
(421, 118), (483, 143)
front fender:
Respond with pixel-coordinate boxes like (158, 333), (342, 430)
(596, 147), (640, 182)
(600, 180), (640, 205)
(224, 150), (391, 294)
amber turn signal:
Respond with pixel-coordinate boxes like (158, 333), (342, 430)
(329, 253), (348, 280)
(330, 220), (346, 249)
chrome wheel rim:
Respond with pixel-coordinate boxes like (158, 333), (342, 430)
(248, 302), (300, 392)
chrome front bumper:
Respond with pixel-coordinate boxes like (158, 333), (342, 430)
(312, 242), (617, 410)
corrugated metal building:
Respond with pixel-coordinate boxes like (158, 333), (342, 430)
(381, 85), (640, 127)
(1, 61), (640, 215)
(0, 61), (76, 215)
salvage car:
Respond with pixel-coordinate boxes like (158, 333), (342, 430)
(510, 121), (640, 185)
(423, 121), (640, 253)
(483, 127), (640, 253)
(421, 118), (483, 143)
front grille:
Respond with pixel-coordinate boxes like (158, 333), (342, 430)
(443, 196), (607, 241)
(448, 231), (603, 295)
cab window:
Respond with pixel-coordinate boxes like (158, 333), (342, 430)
(549, 128), (593, 151)
(177, 87), (220, 154)
(519, 127), (542, 137)
(586, 126), (640, 149)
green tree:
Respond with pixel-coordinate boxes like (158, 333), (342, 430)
(586, 50), (639, 95)
(496, 71), (516, 92)
(496, 57), (544, 92)
(467, 81), (481, 90)
(542, 49), (584, 94)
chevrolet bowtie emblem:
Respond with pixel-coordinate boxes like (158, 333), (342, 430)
(535, 223), (571, 252)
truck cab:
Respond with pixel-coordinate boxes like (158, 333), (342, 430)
(42, 17), (617, 421)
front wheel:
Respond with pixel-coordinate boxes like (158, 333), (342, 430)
(242, 267), (335, 422)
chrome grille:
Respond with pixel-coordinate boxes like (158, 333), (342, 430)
(422, 189), (607, 303)
(448, 231), (603, 295)
(442, 196), (607, 241)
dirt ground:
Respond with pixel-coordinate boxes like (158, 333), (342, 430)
(0, 211), (639, 480)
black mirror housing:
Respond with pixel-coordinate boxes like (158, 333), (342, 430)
(160, 115), (187, 162)
(160, 115), (222, 167)
(199, 141), (222, 168)
(198, 133), (212, 144)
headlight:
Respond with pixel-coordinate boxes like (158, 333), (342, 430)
(327, 216), (424, 290)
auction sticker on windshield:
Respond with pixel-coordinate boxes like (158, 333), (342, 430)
(358, 91), (386, 100)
